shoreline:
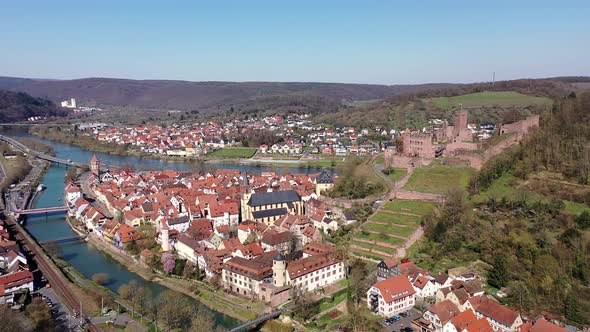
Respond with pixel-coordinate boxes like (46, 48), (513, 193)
(29, 129), (338, 169)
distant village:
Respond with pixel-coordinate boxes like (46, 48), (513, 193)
(75, 111), (521, 164)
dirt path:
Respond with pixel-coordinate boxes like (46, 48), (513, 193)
(392, 227), (424, 259)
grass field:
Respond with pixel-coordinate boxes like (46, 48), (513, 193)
(403, 165), (474, 194)
(387, 168), (408, 182)
(471, 173), (590, 216)
(381, 200), (436, 216)
(431, 91), (552, 110)
(363, 223), (415, 237)
(370, 212), (421, 225)
(207, 148), (257, 158)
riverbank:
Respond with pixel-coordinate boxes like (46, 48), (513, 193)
(29, 126), (340, 168)
(84, 232), (264, 322)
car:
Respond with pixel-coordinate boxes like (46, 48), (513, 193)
(384, 320), (392, 326)
(400, 311), (409, 317)
(391, 315), (401, 322)
(401, 327), (414, 332)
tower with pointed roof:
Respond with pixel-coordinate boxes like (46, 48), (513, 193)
(272, 253), (287, 287)
(90, 154), (100, 177)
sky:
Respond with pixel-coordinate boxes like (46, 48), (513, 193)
(1, 1), (589, 85)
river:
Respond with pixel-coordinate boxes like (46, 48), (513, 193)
(2, 128), (331, 329)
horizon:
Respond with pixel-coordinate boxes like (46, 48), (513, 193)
(1, 1), (590, 84)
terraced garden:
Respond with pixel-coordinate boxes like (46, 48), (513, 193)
(349, 199), (436, 261)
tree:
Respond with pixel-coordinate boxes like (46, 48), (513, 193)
(91, 273), (110, 285)
(118, 280), (140, 317)
(161, 252), (176, 274)
(183, 260), (195, 279)
(0, 304), (27, 332)
(488, 254), (509, 288)
(26, 298), (54, 331)
(189, 311), (225, 332)
(157, 290), (193, 330)
(575, 210), (590, 229)
(506, 280), (534, 312)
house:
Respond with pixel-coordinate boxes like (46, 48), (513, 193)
(367, 274), (416, 317)
(279, 252), (345, 293)
(261, 230), (294, 255)
(424, 300), (461, 332)
(175, 234), (201, 263)
(443, 310), (493, 332)
(313, 170), (334, 196)
(529, 319), (568, 332)
(222, 251), (276, 298)
(470, 297), (523, 332)
(0, 270), (34, 298)
(114, 224), (143, 248)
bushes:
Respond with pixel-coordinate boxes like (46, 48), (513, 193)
(330, 157), (384, 199)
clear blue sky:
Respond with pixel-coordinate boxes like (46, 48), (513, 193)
(1, 1), (589, 84)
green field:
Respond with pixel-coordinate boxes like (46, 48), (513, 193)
(381, 199), (436, 216)
(403, 165), (474, 194)
(370, 212), (421, 225)
(350, 240), (395, 253)
(207, 148), (257, 158)
(471, 173), (590, 216)
(387, 168), (408, 182)
(363, 223), (415, 237)
(355, 232), (404, 245)
(431, 91), (552, 110)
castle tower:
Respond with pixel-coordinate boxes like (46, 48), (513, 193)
(161, 229), (171, 251)
(452, 110), (468, 138)
(273, 253), (287, 287)
(90, 154), (100, 177)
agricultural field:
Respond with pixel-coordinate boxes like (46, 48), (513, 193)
(403, 164), (474, 194)
(430, 91), (552, 110)
(349, 199), (435, 261)
(206, 148), (257, 158)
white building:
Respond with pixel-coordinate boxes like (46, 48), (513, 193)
(367, 274), (416, 317)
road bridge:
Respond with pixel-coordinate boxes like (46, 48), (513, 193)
(40, 235), (86, 245)
(228, 309), (285, 332)
(17, 206), (68, 215)
(0, 134), (87, 168)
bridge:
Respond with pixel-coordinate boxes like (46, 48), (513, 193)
(0, 134), (87, 168)
(16, 206), (68, 216)
(40, 235), (86, 245)
(228, 309), (285, 332)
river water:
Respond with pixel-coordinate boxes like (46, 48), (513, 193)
(2, 128), (331, 329)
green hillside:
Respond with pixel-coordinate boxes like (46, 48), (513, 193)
(431, 91), (552, 110)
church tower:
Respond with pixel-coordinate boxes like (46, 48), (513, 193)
(273, 253), (287, 287)
(90, 154), (100, 177)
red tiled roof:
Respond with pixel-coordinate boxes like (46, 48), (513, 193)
(530, 319), (568, 332)
(373, 274), (416, 303)
(474, 297), (520, 328)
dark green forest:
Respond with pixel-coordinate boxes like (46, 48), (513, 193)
(0, 90), (68, 122)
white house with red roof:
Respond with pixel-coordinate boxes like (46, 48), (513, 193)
(367, 274), (416, 317)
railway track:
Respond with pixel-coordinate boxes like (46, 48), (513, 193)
(5, 216), (99, 332)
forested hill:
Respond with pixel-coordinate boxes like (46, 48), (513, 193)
(417, 92), (590, 324)
(0, 76), (454, 114)
(0, 90), (68, 123)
